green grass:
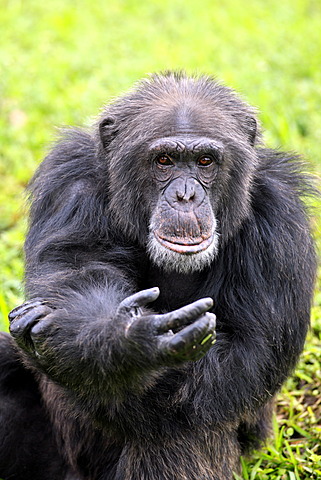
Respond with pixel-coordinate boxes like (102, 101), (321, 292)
(0, 0), (320, 477)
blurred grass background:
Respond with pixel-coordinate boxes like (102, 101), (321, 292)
(0, 0), (320, 478)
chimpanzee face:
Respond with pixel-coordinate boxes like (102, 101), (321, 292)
(101, 74), (258, 273)
(147, 135), (223, 273)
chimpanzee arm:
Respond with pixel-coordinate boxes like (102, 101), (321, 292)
(9, 264), (216, 400)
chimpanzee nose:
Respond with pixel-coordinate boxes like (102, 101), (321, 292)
(164, 177), (205, 210)
(176, 179), (196, 202)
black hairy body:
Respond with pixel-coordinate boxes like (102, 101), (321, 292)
(0, 73), (316, 480)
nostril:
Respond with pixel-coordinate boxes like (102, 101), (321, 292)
(175, 179), (197, 202)
(176, 191), (185, 201)
(176, 190), (195, 202)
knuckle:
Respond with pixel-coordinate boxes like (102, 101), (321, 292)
(169, 333), (186, 349)
(119, 298), (133, 309)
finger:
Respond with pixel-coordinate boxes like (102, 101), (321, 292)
(155, 297), (213, 333)
(9, 301), (43, 321)
(31, 315), (56, 338)
(9, 305), (52, 337)
(117, 288), (160, 314)
(164, 312), (216, 355)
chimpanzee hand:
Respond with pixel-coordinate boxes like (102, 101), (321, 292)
(9, 299), (55, 357)
(9, 288), (216, 368)
(118, 287), (216, 364)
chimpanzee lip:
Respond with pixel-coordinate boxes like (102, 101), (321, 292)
(155, 232), (214, 254)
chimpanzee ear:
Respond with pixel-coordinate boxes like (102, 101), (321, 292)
(99, 116), (117, 149)
(244, 116), (258, 146)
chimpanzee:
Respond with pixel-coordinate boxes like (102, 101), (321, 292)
(0, 72), (316, 480)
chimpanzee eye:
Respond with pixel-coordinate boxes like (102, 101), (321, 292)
(156, 155), (173, 166)
(197, 155), (214, 167)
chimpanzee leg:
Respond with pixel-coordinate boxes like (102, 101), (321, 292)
(0, 332), (70, 480)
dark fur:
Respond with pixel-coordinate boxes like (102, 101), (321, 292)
(1, 73), (316, 480)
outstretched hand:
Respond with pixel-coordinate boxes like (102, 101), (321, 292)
(118, 287), (216, 365)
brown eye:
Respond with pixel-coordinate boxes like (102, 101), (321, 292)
(198, 155), (213, 167)
(156, 155), (173, 166)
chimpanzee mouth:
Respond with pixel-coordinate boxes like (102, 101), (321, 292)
(154, 232), (214, 254)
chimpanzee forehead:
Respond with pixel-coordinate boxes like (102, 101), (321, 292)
(148, 136), (223, 154)
(150, 100), (231, 139)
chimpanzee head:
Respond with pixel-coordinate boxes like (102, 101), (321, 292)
(98, 72), (259, 273)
